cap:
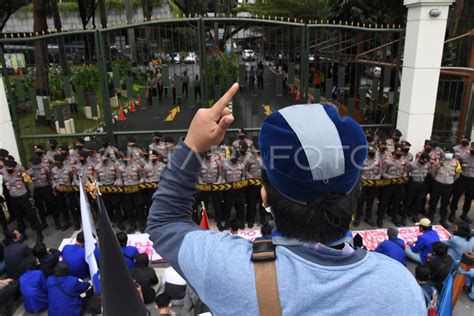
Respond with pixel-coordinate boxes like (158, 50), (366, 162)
(0, 149), (9, 158)
(127, 137), (136, 143)
(259, 103), (366, 203)
(5, 160), (17, 168)
(401, 140), (411, 147)
(75, 137), (85, 145)
(415, 218), (432, 227)
(53, 154), (65, 162)
(59, 144), (69, 151)
(378, 139), (387, 145)
(78, 149), (89, 158)
(85, 142), (98, 151)
(29, 156), (42, 165)
(153, 132), (162, 137)
(238, 128), (246, 134)
(34, 144), (45, 151)
(443, 145), (454, 153)
(392, 129), (402, 137)
(48, 138), (58, 145)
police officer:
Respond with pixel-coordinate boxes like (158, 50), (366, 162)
(51, 154), (72, 231)
(99, 138), (118, 162)
(149, 132), (167, 159)
(232, 128), (255, 153)
(33, 145), (51, 168)
(428, 146), (461, 229)
(238, 141), (261, 228)
(162, 137), (175, 164)
(449, 142), (474, 224)
(404, 152), (430, 223)
(366, 130), (376, 147)
(377, 144), (407, 227)
(3, 160), (43, 241)
(143, 150), (165, 215)
(70, 138), (85, 160)
(386, 129), (402, 153)
(85, 142), (101, 166)
(46, 138), (60, 163)
(376, 139), (391, 164)
(95, 153), (124, 230)
(453, 135), (470, 158)
(126, 137), (143, 164)
(198, 149), (224, 230)
(223, 151), (246, 229)
(401, 140), (413, 163)
(27, 156), (60, 230)
(118, 152), (145, 233)
(355, 145), (380, 227)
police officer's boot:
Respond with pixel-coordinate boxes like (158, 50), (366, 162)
(36, 230), (44, 242)
(460, 211), (472, 224)
(353, 216), (361, 227)
(54, 217), (61, 230)
(448, 210), (456, 223)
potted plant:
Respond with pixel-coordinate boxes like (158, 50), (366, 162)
(71, 64), (99, 108)
(48, 65), (70, 120)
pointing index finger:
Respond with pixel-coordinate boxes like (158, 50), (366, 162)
(210, 83), (239, 116)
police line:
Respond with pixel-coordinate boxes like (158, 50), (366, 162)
(56, 177), (409, 193)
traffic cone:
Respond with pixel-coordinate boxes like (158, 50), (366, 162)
(137, 96), (141, 108)
(118, 106), (127, 121)
(129, 100), (136, 113)
(295, 90), (301, 102)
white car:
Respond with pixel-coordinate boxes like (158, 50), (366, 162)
(242, 49), (255, 61)
(173, 53), (181, 64)
(184, 52), (198, 64)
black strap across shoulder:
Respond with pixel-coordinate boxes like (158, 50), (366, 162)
(252, 239), (276, 262)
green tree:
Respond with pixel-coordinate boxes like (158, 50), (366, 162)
(328, 0), (405, 26)
(0, 0), (31, 31)
(238, 0), (329, 21)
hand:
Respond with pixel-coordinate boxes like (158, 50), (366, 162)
(184, 83), (239, 153)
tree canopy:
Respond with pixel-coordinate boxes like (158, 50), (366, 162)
(0, 0), (31, 31)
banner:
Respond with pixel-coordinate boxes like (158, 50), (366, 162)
(59, 233), (164, 263)
(352, 225), (451, 251)
(237, 229), (262, 241)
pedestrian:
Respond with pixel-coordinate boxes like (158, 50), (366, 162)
(404, 152), (430, 223)
(146, 85), (426, 314)
(386, 129), (402, 153)
(223, 152), (246, 229)
(3, 229), (32, 279)
(182, 71), (189, 98)
(61, 232), (89, 279)
(194, 75), (201, 101)
(32, 242), (60, 277)
(50, 154), (72, 231)
(441, 221), (473, 261)
(130, 253), (159, 304)
(449, 141), (474, 223)
(144, 150), (166, 213)
(415, 265), (436, 308)
(256, 65), (264, 91)
(19, 256), (48, 314)
(248, 66), (256, 92)
(427, 242), (454, 293)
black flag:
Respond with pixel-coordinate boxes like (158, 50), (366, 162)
(97, 195), (147, 316)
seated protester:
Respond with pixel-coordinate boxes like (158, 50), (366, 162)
(130, 253), (159, 304)
(428, 242), (454, 293)
(33, 242), (60, 277)
(46, 261), (91, 316)
(116, 232), (139, 269)
(405, 218), (440, 264)
(61, 232), (89, 279)
(442, 221), (474, 261)
(3, 229), (32, 279)
(415, 265), (436, 308)
(155, 293), (175, 316)
(19, 256), (48, 313)
(0, 278), (19, 316)
(163, 266), (186, 300)
(255, 223), (272, 240)
(374, 227), (406, 265)
(146, 96), (426, 314)
(182, 285), (210, 316)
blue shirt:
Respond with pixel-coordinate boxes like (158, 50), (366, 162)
(374, 238), (406, 265)
(94, 244), (138, 269)
(442, 235), (474, 261)
(61, 244), (89, 279)
(146, 140), (427, 315)
(46, 275), (90, 316)
(19, 270), (48, 313)
(411, 230), (440, 264)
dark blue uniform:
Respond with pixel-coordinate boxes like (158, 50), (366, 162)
(46, 275), (90, 316)
(19, 269), (48, 313)
(374, 238), (406, 266)
(38, 249), (60, 277)
(4, 242), (31, 279)
(61, 244), (89, 279)
(94, 245), (138, 269)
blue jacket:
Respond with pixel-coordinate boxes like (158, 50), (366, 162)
(46, 275), (90, 316)
(94, 244), (138, 269)
(442, 235), (474, 261)
(4, 242), (31, 279)
(19, 269), (48, 313)
(411, 230), (440, 264)
(61, 244), (89, 279)
(145, 140), (426, 315)
(374, 237), (406, 266)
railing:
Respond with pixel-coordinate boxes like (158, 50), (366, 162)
(0, 17), (404, 164)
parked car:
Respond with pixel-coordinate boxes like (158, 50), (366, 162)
(184, 52), (198, 64)
(173, 53), (181, 64)
(242, 49), (255, 61)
